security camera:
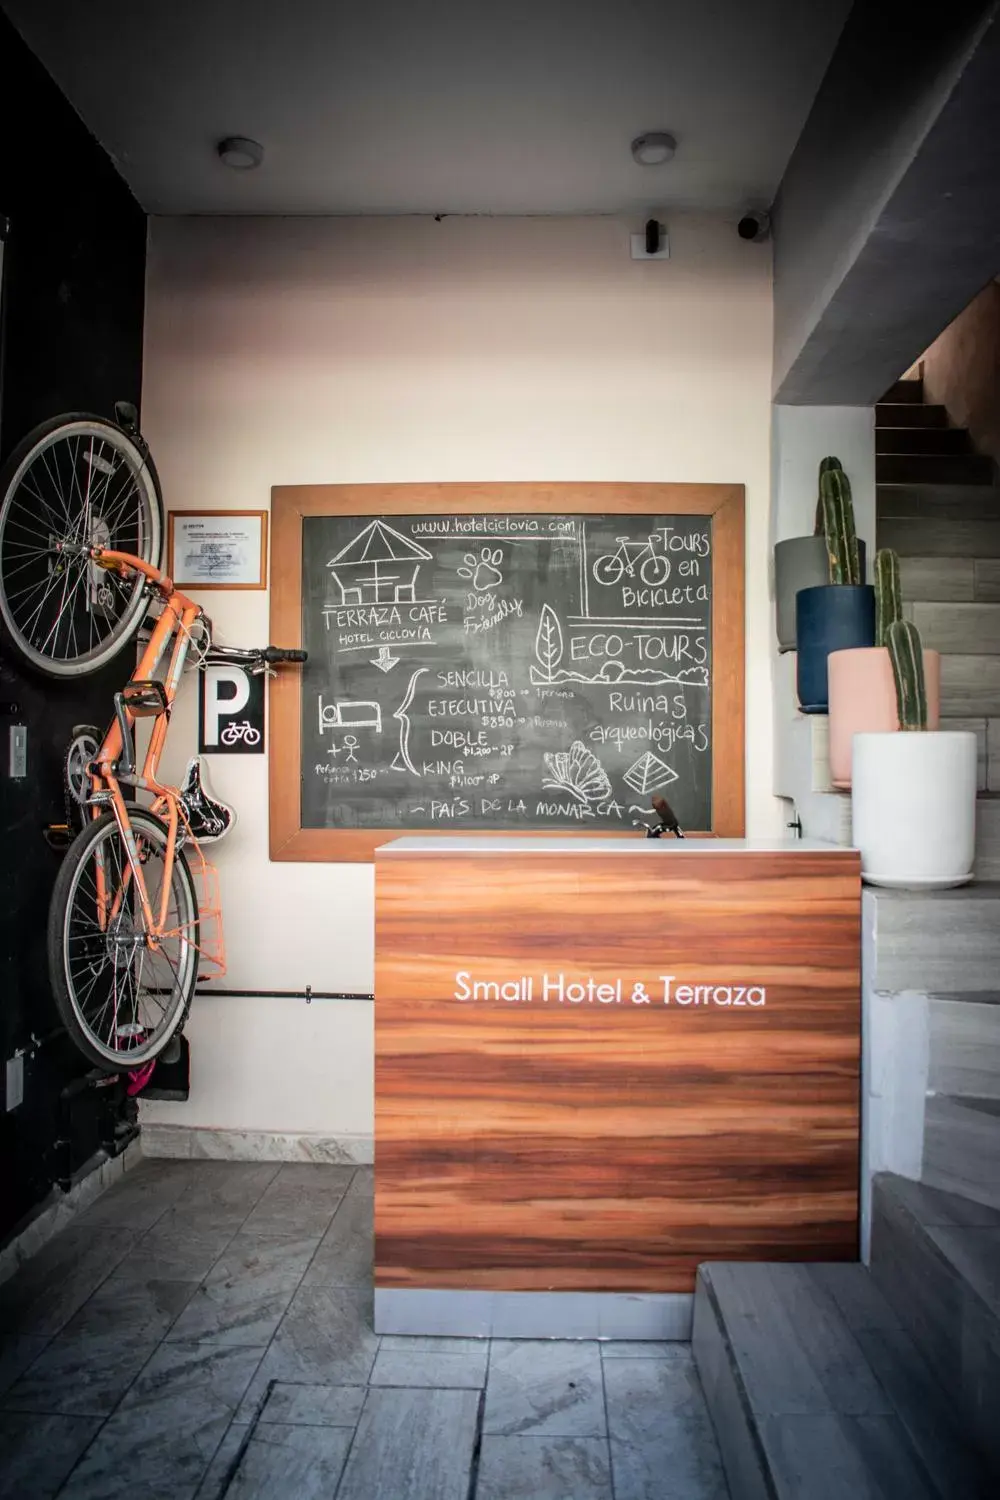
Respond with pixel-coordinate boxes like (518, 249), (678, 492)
(737, 209), (770, 243)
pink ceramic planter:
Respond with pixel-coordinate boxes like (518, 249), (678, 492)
(827, 647), (941, 788)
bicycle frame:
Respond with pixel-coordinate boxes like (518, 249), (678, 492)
(81, 546), (204, 944)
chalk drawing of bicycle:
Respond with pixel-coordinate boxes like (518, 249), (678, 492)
(220, 719), (261, 747)
(592, 535), (671, 587)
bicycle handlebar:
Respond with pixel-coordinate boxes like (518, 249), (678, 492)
(205, 646), (308, 667)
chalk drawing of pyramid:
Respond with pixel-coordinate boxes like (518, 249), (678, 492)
(623, 751), (679, 795)
(327, 520), (433, 606)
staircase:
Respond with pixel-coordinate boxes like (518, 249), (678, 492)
(695, 378), (1000, 1497)
(876, 375), (1000, 880)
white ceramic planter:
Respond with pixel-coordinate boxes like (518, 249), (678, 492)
(852, 731), (977, 889)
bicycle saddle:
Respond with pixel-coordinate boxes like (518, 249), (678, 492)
(178, 756), (236, 843)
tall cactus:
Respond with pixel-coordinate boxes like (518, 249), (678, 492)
(814, 455), (843, 535)
(887, 618), (928, 731)
(874, 548), (903, 646)
(820, 466), (861, 586)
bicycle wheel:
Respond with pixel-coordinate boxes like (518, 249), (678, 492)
(48, 808), (199, 1070)
(0, 413), (163, 677)
(593, 555), (624, 586)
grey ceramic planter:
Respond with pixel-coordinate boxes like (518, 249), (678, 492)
(774, 535), (866, 653)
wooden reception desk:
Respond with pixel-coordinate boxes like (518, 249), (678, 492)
(374, 836), (861, 1339)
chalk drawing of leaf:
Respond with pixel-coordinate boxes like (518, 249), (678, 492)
(542, 740), (612, 806)
(535, 604), (563, 677)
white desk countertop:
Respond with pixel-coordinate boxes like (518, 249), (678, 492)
(377, 836), (854, 855)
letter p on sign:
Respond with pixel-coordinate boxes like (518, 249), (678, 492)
(198, 665), (265, 754)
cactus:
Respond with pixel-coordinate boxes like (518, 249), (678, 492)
(814, 455), (843, 535)
(820, 466), (861, 586)
(887, 618), (928, 731)
(874, 548), (903, 646)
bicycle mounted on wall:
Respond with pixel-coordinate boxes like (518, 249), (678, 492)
(0, 407), (306, 1075)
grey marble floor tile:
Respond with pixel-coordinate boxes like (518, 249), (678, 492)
(194, 1422), (250, 1500)
(0, 1410), (102, 1500)
(604, 1354), (728, 1500)
(259, 1382), (366, 1426)
(165, 1234), (317, 1346)
(61, 1276), (197, 1341)
(236, 1287), (380, 1415)
(60, 1343), (267, 1500)
(370, 1345), (488, 1388)
(0, 1336), (49, 1399)
(225, 1421), (353, 1498)
(112, 1226), (236, 1285)
(484, 1341), (606, 1438)
(239, 1165), (352, 1238)
(300, 1191), (372, 1286)
(347, 1166), (373, 1199)
(2, 1330), (158, 1416)
(336, 1386), (479, 1500)
(75, 1160), (194, 1231)
(476, 1434), (614, 1500)
(0, 1228), (136, 1336)
(156, 1163), (280, 1233)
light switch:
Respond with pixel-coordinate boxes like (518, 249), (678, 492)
(5, 1054), (24, 1111)
(8, 724), (26, 778)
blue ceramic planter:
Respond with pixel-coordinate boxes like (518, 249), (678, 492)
(796, 584), (875, 714)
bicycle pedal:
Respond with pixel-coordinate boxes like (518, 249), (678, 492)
(43, 823), (74, 851)
(121, 679), (169, 716)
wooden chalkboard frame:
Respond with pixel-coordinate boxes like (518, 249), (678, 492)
(269, 483), (745, 861)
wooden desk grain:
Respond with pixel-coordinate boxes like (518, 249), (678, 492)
(374, 849), (861, 1293)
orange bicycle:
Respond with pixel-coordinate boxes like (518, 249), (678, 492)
(0, 409), (305, 1070)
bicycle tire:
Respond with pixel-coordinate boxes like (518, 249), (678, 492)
(48, 808), (199, 1071)
(0, 412), (163, 678)
(593, 556), (624, 586)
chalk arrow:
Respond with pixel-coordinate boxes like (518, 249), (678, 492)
(371, 646), (400, 673)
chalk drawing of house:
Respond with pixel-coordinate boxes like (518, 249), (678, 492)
(327, 521), (433, 605)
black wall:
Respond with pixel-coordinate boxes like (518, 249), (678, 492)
(0, 10), (147, 1240)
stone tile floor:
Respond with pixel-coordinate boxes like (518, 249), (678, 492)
(0, 1160), (729, 1499)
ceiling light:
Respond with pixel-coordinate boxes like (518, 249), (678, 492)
(631, 133), (677, 167)
(217, 136), (264, 170)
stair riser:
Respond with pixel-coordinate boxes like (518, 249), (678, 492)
(898, 558), (1000, 604)
(863, 888), (1000, 994)
(691, 1289), (771, 1500)
(875, 403), (947, 428)
(929, 999), (1000, 1101)
(883, 381), (925, 404)
(974, 798), (1000, 879)
(877, 429), (971, 455)
(941, 656), (1000, 717)
(922, 1096), (1000, 1210)
(878, 485), (1000, 521)
(877, 455), (994, 485)
(908, 602), (1000, 655)
(870, 1177), (1000, 1475)
(880, 518), (1000, 558)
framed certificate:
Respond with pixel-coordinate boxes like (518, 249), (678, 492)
(168, 511), (268, 590)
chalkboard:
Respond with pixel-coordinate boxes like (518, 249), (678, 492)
(269, 484), (744, 860)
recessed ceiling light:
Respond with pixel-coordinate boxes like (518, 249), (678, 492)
(631, 132), (677, 167)
(217, 136), (264, 170)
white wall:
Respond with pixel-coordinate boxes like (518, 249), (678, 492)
(140, 213), (775, 1141)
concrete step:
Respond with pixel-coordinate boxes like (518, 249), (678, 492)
(877, 453), (995, 486)
(974, 793), (1000, 878)
(870, 1172), (1000, 1475)
(876, 427), (971, 455)
(922, 1096), (1000, 1210)
(693, 1258), (992, 1498)
(878, 484), (1000, 521)
(882, 379), (925, 404)
(875, 403), (948, 429)
(940, 655), (1000, 715)
(908, 600), (1000, 654)
(879, 518), (1000, 558)
(861, 884), (1000, 993)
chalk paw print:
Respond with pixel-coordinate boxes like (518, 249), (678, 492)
(457, 547), (504, 590)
